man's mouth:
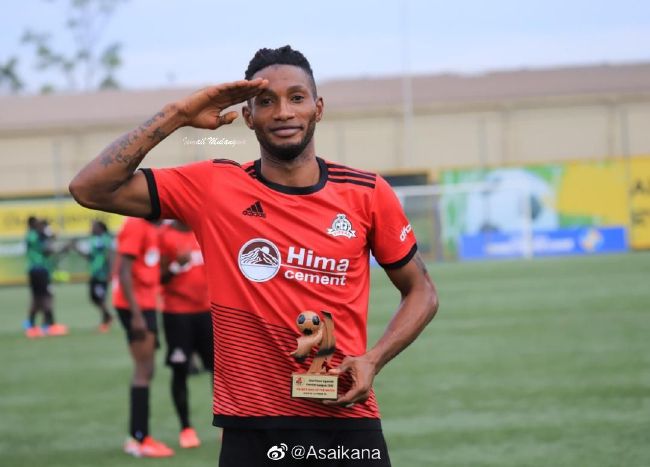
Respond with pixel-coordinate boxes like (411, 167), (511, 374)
(270, 126), (302, 137)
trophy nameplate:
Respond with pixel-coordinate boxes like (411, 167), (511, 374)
(290, 310), (338, 400)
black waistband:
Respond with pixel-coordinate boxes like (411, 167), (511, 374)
(213, 415), (382, 431)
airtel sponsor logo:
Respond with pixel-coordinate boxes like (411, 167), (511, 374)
(400, 224), (412, 242)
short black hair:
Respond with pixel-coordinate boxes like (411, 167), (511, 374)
(245, 45), (317, 96)
(96, 220), (108, 234)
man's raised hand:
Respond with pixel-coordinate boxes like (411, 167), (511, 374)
(69, 78), (268, 218)
(175, 78), (268, 130)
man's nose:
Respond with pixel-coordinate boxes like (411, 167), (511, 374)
(274, 98), (295, 120)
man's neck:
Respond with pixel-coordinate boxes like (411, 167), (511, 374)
(259, 147), (320, 188)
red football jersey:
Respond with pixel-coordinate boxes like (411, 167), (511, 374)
(159, 223), (209, 313)
(143, 158), (417, 430)
(112, 217), (160, 310)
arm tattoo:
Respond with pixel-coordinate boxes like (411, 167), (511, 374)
(148, 127), (167, 143)
(98, 111), (167, 169)
(142, 111), (165, 129)
(125, 147), (145, 173)
(413, 252), (429, 276)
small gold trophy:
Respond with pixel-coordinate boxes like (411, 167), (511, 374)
(290, 310), (338, 400)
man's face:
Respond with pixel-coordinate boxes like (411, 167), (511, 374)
(243, 65), (323, 161)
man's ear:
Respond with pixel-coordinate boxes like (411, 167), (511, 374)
(315, 96), (324, 123)
(242, 104), (254, 129)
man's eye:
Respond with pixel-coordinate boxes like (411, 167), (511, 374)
(291, 95), (304, 102)
(259, 97), (272, 105)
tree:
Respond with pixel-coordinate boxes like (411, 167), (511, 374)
(0, 57), (24, 94)
(21, 0), (127, 93)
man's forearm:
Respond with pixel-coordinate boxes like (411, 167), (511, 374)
(323, 280), (437, 407)
(70, 80), (267, 217)
(69, 103), (184, 210)
(366, 284), (438, 374)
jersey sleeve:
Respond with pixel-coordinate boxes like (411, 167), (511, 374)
(141, 161), (212, 226)
(116, 219), (143, 258)
(369, 175), (418, 269)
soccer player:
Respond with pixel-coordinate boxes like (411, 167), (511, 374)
(112, 216), (174, 458)
(70, 46), (438, 466)
(75, 220), (114, 332)
(159, 220), (213, 449)
(24, 216), (68, 338)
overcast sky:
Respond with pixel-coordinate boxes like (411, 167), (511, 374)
(1, 0), (649, 93)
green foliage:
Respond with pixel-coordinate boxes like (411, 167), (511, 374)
(19, 0), (127, 93)
(0, 57), (24, 93)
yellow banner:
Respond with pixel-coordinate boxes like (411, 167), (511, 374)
(555, 160), (629, 226)
(629, 157), (650, 249)
(0, 198), (123, 238)
(0, 197), (124, 284)
(552, 156), (650, 249)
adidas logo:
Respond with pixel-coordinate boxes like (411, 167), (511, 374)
(242, 201), (266, 218)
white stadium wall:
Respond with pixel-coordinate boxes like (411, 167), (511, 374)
(2, 63), (650, 195)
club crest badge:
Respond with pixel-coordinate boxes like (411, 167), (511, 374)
(327, 213), (356, 239)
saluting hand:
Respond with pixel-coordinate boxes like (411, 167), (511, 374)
(175, 78), (268, 130)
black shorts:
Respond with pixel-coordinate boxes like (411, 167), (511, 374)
(162, 311), (213, 371)
(28, 267), (51, 299)
(116, 308), (159, 346)
(219, 428), (391, 466)
(89, 279), (108, 304)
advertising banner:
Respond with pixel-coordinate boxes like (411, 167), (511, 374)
(441, 156), (650, 259)
(459, 226), (628, 260)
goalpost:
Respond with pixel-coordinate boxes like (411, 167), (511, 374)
(394, 182), (535, 261)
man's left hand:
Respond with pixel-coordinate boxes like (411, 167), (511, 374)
(323, 355), (378, 407)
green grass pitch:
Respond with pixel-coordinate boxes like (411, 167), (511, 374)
(0, 253), (649, 466)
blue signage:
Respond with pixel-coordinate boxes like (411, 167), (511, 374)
(459, 226), (628, 260)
